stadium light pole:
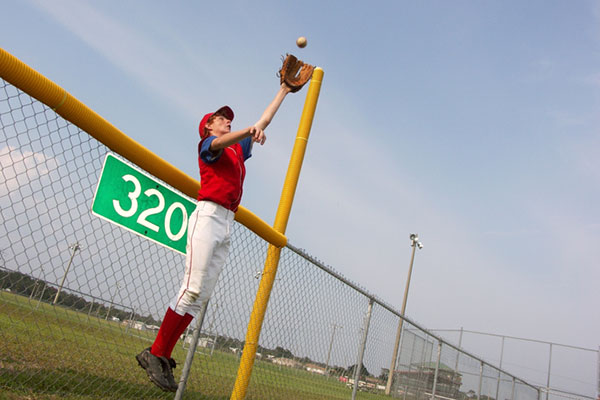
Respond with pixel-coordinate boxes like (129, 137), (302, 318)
(325, 323), (342, 375)
(53, 242), (80, 305)
(105, 282), (121, 321)
(385, 233), (423, 395)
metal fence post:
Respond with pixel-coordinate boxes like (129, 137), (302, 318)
(53, 242), (80, 305)
(35, 282), (46, 309)
(105, 282), (121, 320)
(430, 341), (442, 400)
(510, 377), (515, 400)
(597, 345), (599, 400)
(496, 336), (505, 400)
(453, 327), (463, 377)
(125, 307), (134, 334)
(546, 343), (553, 400)
(419, 337), (428, 398)
(477, 361), (483, 400)
(29, 280), (38, 300)
(174, 300), (209, 400)
(87, 299), (94, 318)
(325, 323), (341, 375)
(351, 298), (374, 400)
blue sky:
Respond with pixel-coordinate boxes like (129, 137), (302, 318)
(2, 0), (599, 390)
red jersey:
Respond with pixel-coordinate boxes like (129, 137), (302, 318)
(197, 136), (252, 212)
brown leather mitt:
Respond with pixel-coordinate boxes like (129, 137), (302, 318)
(278, 54), (315, 93)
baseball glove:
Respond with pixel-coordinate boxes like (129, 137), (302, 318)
(278, 54), (315, 93)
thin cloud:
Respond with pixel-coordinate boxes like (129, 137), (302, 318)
(29, 0), (212, 119)
(0, 145), (59, 191)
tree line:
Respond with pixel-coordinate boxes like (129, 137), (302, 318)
(201, 332), (370, 378)
(0, 268), (160, 325)
(1, 268), (372, 378)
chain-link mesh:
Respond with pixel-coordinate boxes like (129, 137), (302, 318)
(1, 77), (543, 399)
(429, 329), (598, 400)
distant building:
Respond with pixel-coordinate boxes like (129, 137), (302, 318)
(391, 362), (462, 398)
(305, 363), (327, 375)
(341, 376), (386, 392)
(123, 320), (147, 331)
(198, 337), (213, 348)
(365, 376), (385, 391)
(272, 357), (301, 368)
(123, 320), (159, 331)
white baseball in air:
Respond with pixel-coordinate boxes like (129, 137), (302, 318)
(296, 36), (307, 48)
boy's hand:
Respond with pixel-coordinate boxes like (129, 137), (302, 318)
(249, 126), (266, 145)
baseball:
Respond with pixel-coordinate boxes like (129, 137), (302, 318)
(296, 36), (307, 48)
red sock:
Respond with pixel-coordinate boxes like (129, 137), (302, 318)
(164, 312), (194, 359)
(151, 307), (191, 357)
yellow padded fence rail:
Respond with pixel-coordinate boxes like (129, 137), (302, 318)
(0, 47), (286, 248)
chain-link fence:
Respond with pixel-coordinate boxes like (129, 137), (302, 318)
(2, 58), (542, 399)
(429, 329), (598, 400)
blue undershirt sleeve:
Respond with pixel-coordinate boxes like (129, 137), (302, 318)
(240, 136), (253, 161)
(199, 136), (222, 164)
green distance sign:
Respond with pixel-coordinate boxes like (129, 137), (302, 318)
(92, 153), (197, 254)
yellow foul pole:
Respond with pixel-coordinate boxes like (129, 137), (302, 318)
(230, 67), (324, 400)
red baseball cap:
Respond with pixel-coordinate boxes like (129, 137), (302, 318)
(198, 105), (234, 138)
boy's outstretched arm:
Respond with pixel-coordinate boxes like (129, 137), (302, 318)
(211, 83), (293, 151)
(210, 126), (265, 150)
(254, 83), (292, 131)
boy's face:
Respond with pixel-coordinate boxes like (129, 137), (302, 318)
(206, 114), (231, 137)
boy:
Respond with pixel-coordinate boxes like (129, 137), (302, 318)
(136, 82), (293, 392)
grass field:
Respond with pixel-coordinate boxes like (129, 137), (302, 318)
(0, 291), (390, 400)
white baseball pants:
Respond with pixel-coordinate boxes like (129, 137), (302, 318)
(170, 200), (234, 316)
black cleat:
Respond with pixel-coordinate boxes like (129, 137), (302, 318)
(165, 357), (178, 391)
(136, 348), (177, 392)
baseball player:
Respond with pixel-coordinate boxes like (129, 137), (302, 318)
(136, 55), (313, 392)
